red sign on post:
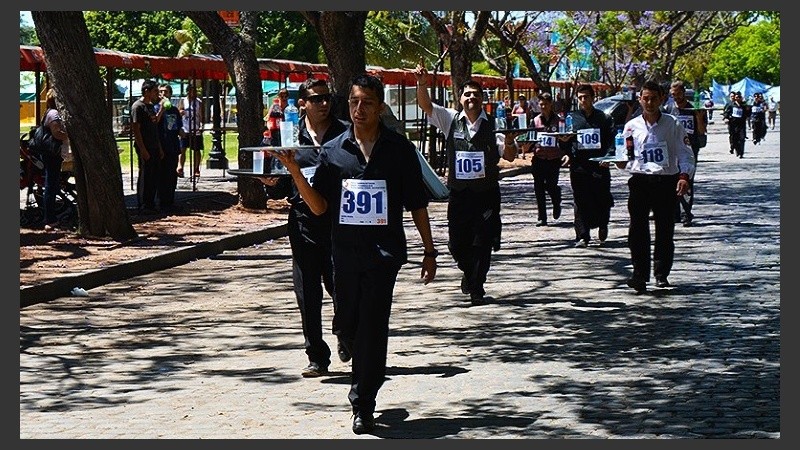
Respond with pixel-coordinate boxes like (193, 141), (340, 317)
(218, 11), (240, 27)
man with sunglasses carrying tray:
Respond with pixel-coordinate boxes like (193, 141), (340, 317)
(258, 78), (349, 378)
(414, 63), (517, 305)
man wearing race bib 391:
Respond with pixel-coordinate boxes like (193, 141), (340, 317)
(414, 63), (517, 305)
(272, 74), (438, 435)
(616, 80), (696, 293)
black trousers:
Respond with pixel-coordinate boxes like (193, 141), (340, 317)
(136, 151), (160, 208)
(729, 124), (747, 157)
(334, 263), (400, 416)
(447, 188), (501, 297)
(628, 174), (678, 282)
(288, 217), (335, 368)
(676, 145), (700, 221)
(531, 157), (562, 221)
(570, 167), (612, 240)
(157, 150), (179, 207)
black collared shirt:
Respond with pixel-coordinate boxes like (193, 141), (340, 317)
(313, 123), (429, 271)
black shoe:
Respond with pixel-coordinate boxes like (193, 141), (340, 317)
(553, 201), (562, 220)
(352, 412), (375, 434)
(626, 277), (646, 293)
(655, 277), (671, 288)
(460, 275), (471, 295)
(536, 220), (547, 227)
(470, 291), (485, 306)
(301, 362), (329, 378)
(598, 226), (608, 243)
(682, 213), (694, 227)
(730, 148), (734, 154)
(337, 339), (352, 363)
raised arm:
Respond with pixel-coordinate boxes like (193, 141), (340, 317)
(414, 64), (434, 116)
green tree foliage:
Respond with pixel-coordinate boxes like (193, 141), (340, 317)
(365, 11), (436, 69)
(20, 14), (37, 45)
(256, 11), (320, 62)
(706, 18), (780, 85)
(84, 11), (184, 56)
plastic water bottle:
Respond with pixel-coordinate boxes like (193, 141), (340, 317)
(565, 114), (573, 132)
(558, 112), (566, 133)
(496, 100), (507, 129)
(615, 128), (625, 160)
(284, 99), (300, 146)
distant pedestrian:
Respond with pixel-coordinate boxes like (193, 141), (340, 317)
(722, 91), (749, 158)
(767, 96), (778, 129)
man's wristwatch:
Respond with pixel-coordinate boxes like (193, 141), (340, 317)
(423, 249), (439, 258)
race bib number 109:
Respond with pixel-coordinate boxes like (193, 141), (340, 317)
(339, 179), (388, 225)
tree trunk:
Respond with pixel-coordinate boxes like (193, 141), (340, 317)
(302, 11), (367, 122)
(185, 11), (268, 209)
(31, 11), (136, 240)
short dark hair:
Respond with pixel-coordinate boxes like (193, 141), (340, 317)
(670, 80), (687, 92)
(641, 80), (664, 96)
(349, 74), (384, 103)
(576, 84), (595, 97)
(459, 79), (483, 95)
(159, 83), (173, 95)
(299, 78), (328, 100)
(141, 79), (159, 95)
(537, 92), (553, 102)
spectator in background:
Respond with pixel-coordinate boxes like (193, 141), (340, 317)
(511, 94), (529, 128)
(155, 83), (184, 210)
(40, 88), (68, 231)
(767, 95), (778, 130)
(131, 79), (164, 213)
(178, 85), (203, 179)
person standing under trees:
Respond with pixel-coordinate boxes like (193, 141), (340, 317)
(257, 78), (350, 378)
(272, 74), (438, 435)
(39, 88), (68, 231)
(565, 84), (615, 247)
(178, 85), (203, 178)
(131, 79), (164, 213)
(414, 64), (517, 304)
(662, 80), (707, 227)
(155, 83), (184, 210)
(616, 80), (695, 293)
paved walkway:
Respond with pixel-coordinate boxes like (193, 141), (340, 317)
(19, 120), (780, 439)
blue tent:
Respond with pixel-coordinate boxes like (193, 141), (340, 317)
(730, 77), (771, 101)
(712, 77), (772, 105)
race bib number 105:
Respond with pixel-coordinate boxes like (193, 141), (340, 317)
(339, 179), (388, 225)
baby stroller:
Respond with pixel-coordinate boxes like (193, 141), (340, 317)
(19, 132), (78, 229)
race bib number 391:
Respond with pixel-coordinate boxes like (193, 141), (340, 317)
(339, 179), (388, 225)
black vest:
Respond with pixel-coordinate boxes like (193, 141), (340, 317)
(445, 115), (500, 192)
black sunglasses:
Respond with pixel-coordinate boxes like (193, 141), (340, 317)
(462, 91), (481, 98)
(305, 93), (332, 104)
